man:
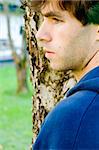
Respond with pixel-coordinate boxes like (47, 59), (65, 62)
(31, 0), (99, 149)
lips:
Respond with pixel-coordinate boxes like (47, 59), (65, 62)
(46, 51), (55, 54)
(44, 50), (55, 58)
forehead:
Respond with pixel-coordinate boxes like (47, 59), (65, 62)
(40, 1), (74, 21)
(41, 0), (65, 15)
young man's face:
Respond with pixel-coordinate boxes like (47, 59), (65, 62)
(36, 1), (95, 71)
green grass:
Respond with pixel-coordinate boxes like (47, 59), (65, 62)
(0, 64), (33, 150)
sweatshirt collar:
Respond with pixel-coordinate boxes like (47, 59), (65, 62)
(67, 66), (99, 97)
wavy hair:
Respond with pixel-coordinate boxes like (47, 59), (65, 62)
(25, 0), (99, 25)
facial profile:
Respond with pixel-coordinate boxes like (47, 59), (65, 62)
(36, 1), (99, 72)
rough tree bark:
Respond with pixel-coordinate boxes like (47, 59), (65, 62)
(22, 1), (76, 145)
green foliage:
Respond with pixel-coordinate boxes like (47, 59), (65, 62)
(0, 64), (33, 150)
(87, 3), (99, 24)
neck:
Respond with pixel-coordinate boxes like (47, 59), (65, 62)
(74, 51), (99, 81)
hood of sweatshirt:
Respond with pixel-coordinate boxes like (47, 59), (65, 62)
(67, 66), (99, 97)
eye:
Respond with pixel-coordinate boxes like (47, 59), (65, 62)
(51, 18), (63, 23)
(53, 18), (60, 21)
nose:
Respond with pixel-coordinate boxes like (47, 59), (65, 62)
(36, 22), (52, 43)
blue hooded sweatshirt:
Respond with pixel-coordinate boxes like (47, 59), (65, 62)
(33, 66), (99, 150)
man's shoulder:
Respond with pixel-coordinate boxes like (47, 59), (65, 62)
(41, 90), (98, 140)
(42, 90), (97, 134)
(45, 90), (97, 123)
(33, 91), (99, 149)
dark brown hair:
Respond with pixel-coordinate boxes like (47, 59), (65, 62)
(27, 0), (99, 25)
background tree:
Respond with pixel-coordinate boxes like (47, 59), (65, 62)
(21, 0), (76, 144)
(3, 2), (29, 93)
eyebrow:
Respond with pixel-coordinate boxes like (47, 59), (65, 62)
(41, 11), (62, 18)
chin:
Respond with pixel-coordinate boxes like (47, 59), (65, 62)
(50, 63), (69, 71)
(50, 63), (59, 70)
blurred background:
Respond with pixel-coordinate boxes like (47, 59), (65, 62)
(0, 0), (33, 149)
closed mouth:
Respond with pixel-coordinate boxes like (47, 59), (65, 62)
(44, 50), (56, 59)
(46, 51), (55, 54)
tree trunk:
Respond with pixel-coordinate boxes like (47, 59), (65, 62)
(23, 1), (76, 145)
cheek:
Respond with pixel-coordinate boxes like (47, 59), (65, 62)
(53, 25), (76, 50)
